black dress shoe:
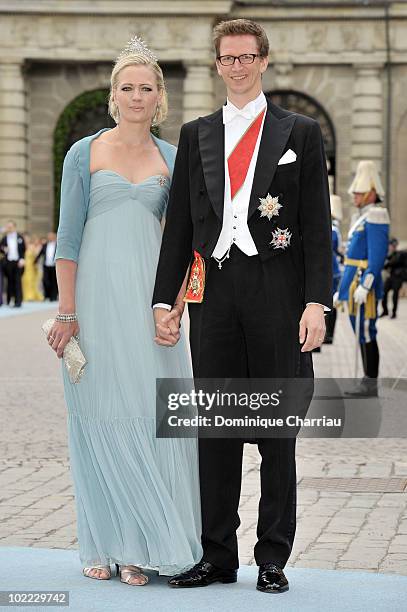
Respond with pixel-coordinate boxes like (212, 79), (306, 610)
(344, 376), (378, 398)
(168, 560), (237, 588)
(257, 562), (289, 593)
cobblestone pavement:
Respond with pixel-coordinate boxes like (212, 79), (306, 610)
(0, 301), (406, 575)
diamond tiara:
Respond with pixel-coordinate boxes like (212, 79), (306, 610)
(116, 35), (158, 63)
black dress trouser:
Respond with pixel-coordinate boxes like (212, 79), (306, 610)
(188, 245), (312, 570)
(382, 276), (403, 316)
(43, 265), (58, 301)
(4, 261), (23, 306)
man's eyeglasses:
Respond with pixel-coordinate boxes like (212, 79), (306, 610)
(217, 54), (262, 66)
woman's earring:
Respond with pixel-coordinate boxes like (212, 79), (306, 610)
(152, 104), (160, 126)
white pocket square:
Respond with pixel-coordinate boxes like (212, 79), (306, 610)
(278, 149), (297, 165)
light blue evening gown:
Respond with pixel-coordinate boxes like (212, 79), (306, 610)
(62, 169), (202, 574)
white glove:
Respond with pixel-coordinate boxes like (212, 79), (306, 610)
(353, 285), (369, 305)
(333, 291), (341, 307)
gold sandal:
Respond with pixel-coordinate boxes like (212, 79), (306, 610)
(83, 564), (112, 580)
(115, 564), (149, 586)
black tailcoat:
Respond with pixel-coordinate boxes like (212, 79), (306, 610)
(153, 97), (332, 314)
(153, 98), (333, 570)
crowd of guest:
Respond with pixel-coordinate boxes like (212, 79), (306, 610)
(379, 238), (407, 319)
(1, 215), (406, 317)
(0, 220), (57, 307)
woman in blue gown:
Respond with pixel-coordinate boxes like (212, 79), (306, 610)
(48, 41), (202, 586)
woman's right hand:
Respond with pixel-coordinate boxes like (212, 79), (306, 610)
(47, 320), (80, 358)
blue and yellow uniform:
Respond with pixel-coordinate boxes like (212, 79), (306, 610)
(332, 221), (342, 294)
(338, 204), (389, 343)
(324, 221), (343, 344)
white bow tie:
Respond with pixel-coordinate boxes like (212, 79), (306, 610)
(223, 102), (258, 124)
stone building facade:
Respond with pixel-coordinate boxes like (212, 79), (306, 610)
(0, 0), (406, 243)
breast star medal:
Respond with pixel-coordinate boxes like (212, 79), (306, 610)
(270, 227), (292, 250)
(183, 251), (206, 303)
(258, 194), (282, 220)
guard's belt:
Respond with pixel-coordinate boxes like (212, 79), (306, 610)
(344, 258), (368, 269)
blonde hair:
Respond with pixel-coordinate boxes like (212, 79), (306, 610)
(108, 53), (168, 125)
(213, 19), (269, 58)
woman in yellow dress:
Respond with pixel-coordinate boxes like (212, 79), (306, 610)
(22, 235), (44, 302)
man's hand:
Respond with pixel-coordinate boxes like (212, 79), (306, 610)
(333, 291), (340, 307)
(154, 306), (182, 347)
(353, 285), (369, 305)
(333, 291), (346, 311)
(299, 304), (326, 352)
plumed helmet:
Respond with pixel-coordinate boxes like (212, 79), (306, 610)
(348, 160), (385, 200)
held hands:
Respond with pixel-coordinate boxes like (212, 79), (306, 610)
(299, 304), (326, 352)
(154, 304), (184, 347)
(47, 321), (79, 358)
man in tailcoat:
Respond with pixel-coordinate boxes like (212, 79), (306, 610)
(153, 19), (332, 593)
(0, 220), (26, 308)
(380, 238), (407, 319)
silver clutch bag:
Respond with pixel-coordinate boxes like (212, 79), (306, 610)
(42, 318), (87, 383)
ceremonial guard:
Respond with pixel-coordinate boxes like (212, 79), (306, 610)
(324, 195), (343, 344)
(336, 160), (390, 396)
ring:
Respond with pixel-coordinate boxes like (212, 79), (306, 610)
(49, 336), (55, 342)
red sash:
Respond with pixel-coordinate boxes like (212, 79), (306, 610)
(227, 108), (266, 200)
(184, 109), (266, 302)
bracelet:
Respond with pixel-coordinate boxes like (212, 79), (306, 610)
(56, 313), (77, 322)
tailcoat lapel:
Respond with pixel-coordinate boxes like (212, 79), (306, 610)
(198, 109), (225, 220)
(247, 101), (297, 220)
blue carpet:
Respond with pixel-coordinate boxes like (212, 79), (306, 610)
(0, 547), (406, 611)
(0, 302), (56, 319)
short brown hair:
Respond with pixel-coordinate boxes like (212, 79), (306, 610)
(213, 19), (269, 58)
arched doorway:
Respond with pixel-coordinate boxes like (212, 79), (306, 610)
(267, 90), (336, 191)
